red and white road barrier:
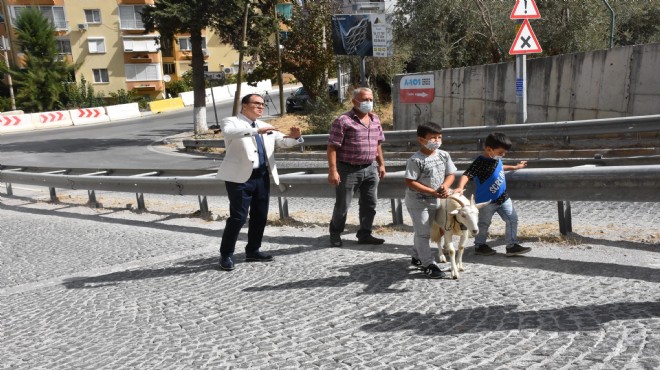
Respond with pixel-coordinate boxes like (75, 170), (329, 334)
(69, 107), (110, 126)
(0, 113), (34, 134)
(30, 110), (73, 130)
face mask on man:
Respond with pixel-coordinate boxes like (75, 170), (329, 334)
(423, 139), (442, 151)
(358, 101), (373, 114)
(493, 155), (503, 161)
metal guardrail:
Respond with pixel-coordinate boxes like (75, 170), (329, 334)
(182, 114), (660, 149)
(2, 165), (660, 235)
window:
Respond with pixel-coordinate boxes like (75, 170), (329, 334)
(119, 5), (145, 30)
(178, 37), (206, 51)
(11, 6), (67, 29)
(87, 38), (106, 54)
(56, 39), (71, 54)
(93, 69), (109, 83)
(275, 3), (292, 20)
(84, 9), (101, 24)
(163, 63), (175, 75)
(123, 37), (158, 52)
(125, 63), (161, 82)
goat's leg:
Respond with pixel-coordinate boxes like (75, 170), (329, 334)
(438, 238), (448, 263)
(457, 231), (468, 272)
(444, 235), (458, 279)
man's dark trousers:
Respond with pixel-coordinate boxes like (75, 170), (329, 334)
(220, 167), (270, 257)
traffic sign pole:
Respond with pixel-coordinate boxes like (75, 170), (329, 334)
(516, 53), (527, 124)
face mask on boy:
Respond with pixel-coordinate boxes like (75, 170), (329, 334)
(424, 139), (442, 151)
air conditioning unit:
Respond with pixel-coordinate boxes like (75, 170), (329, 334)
(78, 23), (88, 31)
(223, 67), (238, 74)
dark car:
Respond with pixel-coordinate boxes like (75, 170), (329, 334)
(285, 87), (310, 113)
(285, 84), (339, 113)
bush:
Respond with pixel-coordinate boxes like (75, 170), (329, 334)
(303, 95), (344, 135)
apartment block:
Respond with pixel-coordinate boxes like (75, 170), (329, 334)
(0, 0), (241, 100)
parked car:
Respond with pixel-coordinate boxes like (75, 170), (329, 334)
(286, 87), (310, 113)
(285, 84), (339, 113)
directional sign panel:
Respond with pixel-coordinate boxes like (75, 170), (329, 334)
(510, 0), (541, 19)
(400, 74), (435, 104)
(204, 71), (226, 81)
(509, 19), (542, 55)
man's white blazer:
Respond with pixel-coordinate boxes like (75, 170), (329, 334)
(216, 113), (303, 185)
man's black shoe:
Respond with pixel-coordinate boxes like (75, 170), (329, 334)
(245, 252), (274, 262)
(330, 234), (343, 247)
(357, 235), (385, 245)
(219, 256), (234, 271)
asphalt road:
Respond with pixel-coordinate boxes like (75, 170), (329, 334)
(0, 89), (290, 170)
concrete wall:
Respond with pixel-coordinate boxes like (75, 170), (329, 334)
(393, 42), (660, 130)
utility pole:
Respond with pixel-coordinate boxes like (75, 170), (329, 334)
(274, 5), (284, 116)
(233, 0), (250, 116)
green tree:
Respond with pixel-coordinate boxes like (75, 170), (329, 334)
(393, 0), (660, 74)
(60, 75), (105, 109)
(210, 0), (281, 113)
(142, 0), (231, 134)
(0, 8), (74, 112)
(280, 0), (336, 102)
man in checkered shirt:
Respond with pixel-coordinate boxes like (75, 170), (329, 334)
(326, 87), (386, 247)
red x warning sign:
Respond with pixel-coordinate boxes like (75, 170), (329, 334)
(509, 19), (542, 55)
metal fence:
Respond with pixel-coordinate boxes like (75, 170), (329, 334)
(182, 113), (660, 150)
(2, 164), (660, 235)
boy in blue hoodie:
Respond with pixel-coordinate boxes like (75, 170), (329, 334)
(454, 132), (531, 256)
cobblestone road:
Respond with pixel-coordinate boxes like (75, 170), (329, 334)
(1, 185), (659, 369)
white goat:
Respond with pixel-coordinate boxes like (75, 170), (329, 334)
(430, 193), (489, 279)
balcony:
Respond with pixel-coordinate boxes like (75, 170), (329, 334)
(119, 20), (145, 31)
(128, 55), (154, 63)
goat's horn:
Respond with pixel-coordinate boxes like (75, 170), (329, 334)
(449, 195), (465, 207)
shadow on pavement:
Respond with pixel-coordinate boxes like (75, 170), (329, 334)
(359, 300), (660, 334)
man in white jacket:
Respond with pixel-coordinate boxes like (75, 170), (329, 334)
(216, 93), (303, 271)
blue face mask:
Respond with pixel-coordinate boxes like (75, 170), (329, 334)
(358, 101), (373, 114)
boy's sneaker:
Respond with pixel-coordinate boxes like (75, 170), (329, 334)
(423, 264), (446, 279)
(410, 257), (423, 268)
(475, 244), (496, 256)
(506, 244), (531, 256)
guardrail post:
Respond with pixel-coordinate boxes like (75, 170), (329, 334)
(136, 193), (146, 211)
(49, 187), (58, 203)
(278, 197), (289, 219)
(391, 198), (404, 225)
(198, 195), (210, 218)
(557, 201), (573, 235)
(4, 183), (12, 196)
(87, 190), (101, 208)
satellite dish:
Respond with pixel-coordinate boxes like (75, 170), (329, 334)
(163, 75), (171, 83)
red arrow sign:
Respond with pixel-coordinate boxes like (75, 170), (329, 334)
(1, 115), (21, 126)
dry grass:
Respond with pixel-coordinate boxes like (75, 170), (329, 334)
(192, 101), (394, 141)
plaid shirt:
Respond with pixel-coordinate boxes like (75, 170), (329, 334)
(327, 109), (385, 165)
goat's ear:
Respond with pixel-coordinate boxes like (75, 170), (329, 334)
(450, 209), (460, 215)
(475, 201), (490, 209)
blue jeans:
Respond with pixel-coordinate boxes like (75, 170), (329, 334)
(475, 198), (519, 246)
(329, 162), (379, 239)
(220, 169), (270, 257)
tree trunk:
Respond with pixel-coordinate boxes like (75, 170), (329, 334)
(191, 27), (208, 134)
